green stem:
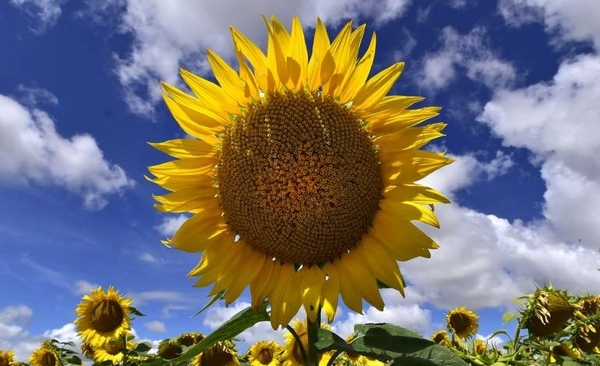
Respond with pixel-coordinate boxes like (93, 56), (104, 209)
(306, 310), (322, 366)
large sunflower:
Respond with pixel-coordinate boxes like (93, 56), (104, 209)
(0, 350), (17, 366)
(150, 15), (451, 328)
(74, 286), (133, 347)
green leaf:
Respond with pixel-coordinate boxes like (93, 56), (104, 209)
(134, 343), (153, 353)
(129, 306), (146, 316)
(353, 324), (468, 366)
(64, 356), (82, 365)
(192, 290), (226, 318)
(502, 312), (517, 324)
(171, 302), (270, 363)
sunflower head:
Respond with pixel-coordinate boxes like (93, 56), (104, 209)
(29, 343), (61, 366)
(150, 15), (451, 328)
(473, 339), (487, 356)
(577, 295), (600, 317)
(525, 287), (573, 337)
(446, 307), (479, 339)
(574, 321), (600, 352)
(176, 332), (205, 347)
(431, 330), (450, 346)
(158, 340), (182, 360)
(93, 337), (135, 364)
(75, 286), (133, 347)
(552, 343), (582, 360)
(193, 341), (239, 366)
(0, 350), (16, 366)
(247, 340), (282, 366)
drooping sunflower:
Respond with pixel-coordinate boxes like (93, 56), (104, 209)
(525, 287), (573, 337)
(247, 340), (283, 366)
(74, 286), (133, 347)
(29, 343), (61, 366)
(431, 330), (450, 346)
(193, 341), (239, 366)
(0, 349), (17, 366)
(149, 15), (452, 328)
(93, 337), (135, 363)
(446, 307), (479, 340)
(473, 339), (487, 356)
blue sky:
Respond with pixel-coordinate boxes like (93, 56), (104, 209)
(1, 0), (600, 359)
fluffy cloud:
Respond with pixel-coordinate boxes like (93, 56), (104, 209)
(0, 94), (135, 210)
(418, 26), (516, 91)
(498, 0), (600, 49)
(84, 0), (411, 116)
(144, 320), (167, 334)
(478, 53), (600, 248)
(0, 304), (78, 361)
(9, 0), (64, 34)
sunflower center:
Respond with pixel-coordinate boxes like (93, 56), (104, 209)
(257, 348), (273, 364)
(90, 299), (124, 332)
(41, 352), (56, 366)
(200, 345), (235, 366)
(218, 91), (383, 265)
(105, 341), (124, 356)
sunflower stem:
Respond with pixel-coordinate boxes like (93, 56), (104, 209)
(306, 310), (322, 366)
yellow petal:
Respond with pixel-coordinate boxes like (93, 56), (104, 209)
(337, 251), (384, 310)
(369, 213), (438, 261)
(375, 122), (446, 154)
(207, 49), (247, 105)
(322, 263), (340, 323)
(368, 107), (441, 134)
(263, 15), (287, 90)
(333, 258), (363, 314)
(379, 199), (440, 227)
(251, 260), (280, 310)
(223, 248), (266, 304)
(339, 32), (377, 103)
(384, 184), (450, 205)
(269, 263), (295, 329)
(286, 15), (308, 89)
(358, 95), (425, 120)
(162, 82), (228, 128)
(179, 68), (239, 118)
(352, 62), (405, 112)
(230, 27), (269, 91)
(148, 138), (215, 159)
(299, 265), (325, 323)
(153, 186), (218, 213)
(148, 158), (215, 178)
(162, 91), (220, 145)
(380, 150), (454, 184)
(355, 236), (405, 295)
(170, 212), (228, 253)
(321, 21), (353, 94)
(307, 17), (330, 91)
(329, 24), (366, 97)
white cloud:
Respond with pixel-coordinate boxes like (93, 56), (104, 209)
(0, 304), (79, 362)
(418, 26), (516, 91)
(14, 85), (59, 107)
(144, 320), (166, 334)
(83, 0), (410, 117)
(498, 0), (600, 49)
(0, 94), (135, 210)
(73, 280), (99, 295)
(156, 214), (189, 237)
(400, 148), (600, 311)
(0, 305), (32, 326)
(9, 0), (64, 34)
(478, 53), (600, 248)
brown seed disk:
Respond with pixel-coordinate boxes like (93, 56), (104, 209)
(218, 91), (383, 265)
(41, 353), (56, 366)
(257, 348), (273, 364)
(90, 299), (124, 333)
